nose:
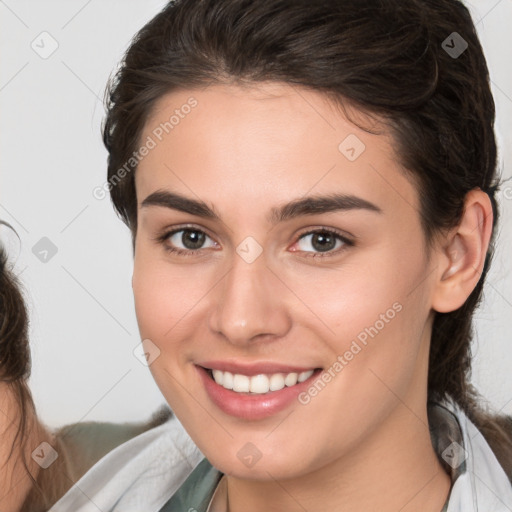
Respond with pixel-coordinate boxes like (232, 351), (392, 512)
(208, 249), (291, 346)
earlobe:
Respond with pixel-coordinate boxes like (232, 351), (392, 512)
(431, 188), (493, 313)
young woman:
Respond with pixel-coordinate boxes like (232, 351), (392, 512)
(50, 0), (512, 510)
(0, 221), (49, 511)
(0, 222), (173, 511)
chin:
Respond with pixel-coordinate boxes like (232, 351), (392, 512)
(201, 441), (314, 481)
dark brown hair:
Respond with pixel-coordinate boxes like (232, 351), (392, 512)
(1, 224), (176, 510)
(0, 224), (72, 510)
(0, 221), (35, 463)
(0, 223), (176, 510)
(102, 0), (511, 477)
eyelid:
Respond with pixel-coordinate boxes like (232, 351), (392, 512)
(154, 223), (218, 242)
(294, 225), (356, 242)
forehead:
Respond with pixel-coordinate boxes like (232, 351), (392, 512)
(136, 82), (419, 219)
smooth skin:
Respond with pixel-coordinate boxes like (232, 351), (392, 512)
(132, 83), (492, 512)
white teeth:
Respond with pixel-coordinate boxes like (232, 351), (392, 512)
(284, 372), (298, 387)
(269, 373), (285, 391)
(212, 369), (223, 386)
(210, 369), (316, 394)
(298, 370), (314, 383)
(249, 374), (269, 394)
(223, 371), (234, 390)
(232, 374), (250, 392)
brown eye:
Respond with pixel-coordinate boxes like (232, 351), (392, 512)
(174, 229), (206, 250)
(294, 228), (353, 258)
(305, 231), (337, 252)
(156, 227), (217, 257)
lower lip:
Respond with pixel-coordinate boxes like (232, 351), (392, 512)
(196, 365), (321, 421)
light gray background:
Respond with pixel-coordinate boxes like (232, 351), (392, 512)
(0, 0), (511, 428)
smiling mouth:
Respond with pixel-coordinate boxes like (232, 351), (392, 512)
(202, 367), (322, 394)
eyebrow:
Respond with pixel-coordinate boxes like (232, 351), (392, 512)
(140, 189), (382, 224)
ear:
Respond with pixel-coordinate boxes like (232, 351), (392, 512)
(431, 188), (493, 313)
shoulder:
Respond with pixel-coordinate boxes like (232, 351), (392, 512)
(48, 409), (204, 512)
(55, 405), (174, 480)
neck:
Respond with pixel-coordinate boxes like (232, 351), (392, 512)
(226, 397), (451, 512)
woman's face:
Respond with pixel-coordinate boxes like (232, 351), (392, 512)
(132, 83), (438, 479)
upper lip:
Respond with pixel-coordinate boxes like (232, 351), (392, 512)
(197, 360), (321, 376)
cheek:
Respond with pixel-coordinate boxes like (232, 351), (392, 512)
(286, 239), (430, 387)
(132, 249), (209, 341)
(132, 261), (170, 341)
(286, 260), (407, 350)
(131, 254), (203, 408)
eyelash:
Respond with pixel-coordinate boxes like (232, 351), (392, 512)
(154, 225), (354, 259)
